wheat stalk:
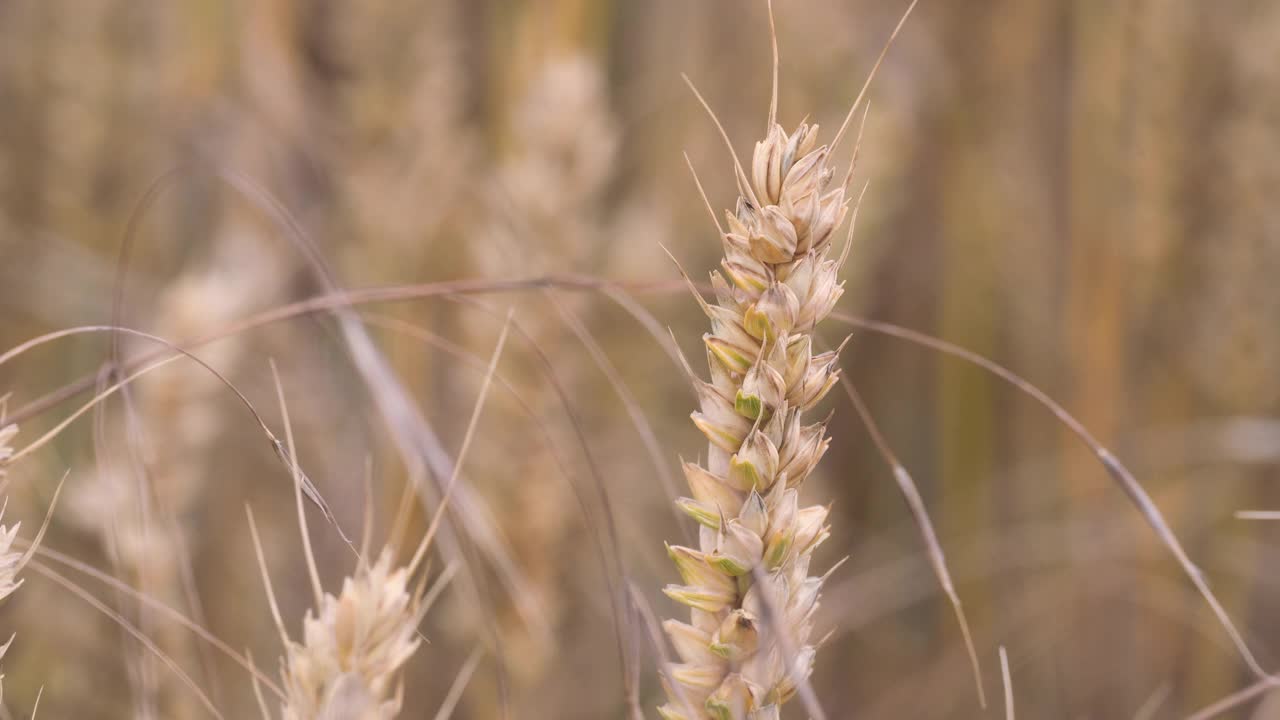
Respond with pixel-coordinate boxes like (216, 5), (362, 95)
(657, 38), (862, 720)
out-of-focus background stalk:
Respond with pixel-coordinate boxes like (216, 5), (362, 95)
(2, 1), (1279, 717)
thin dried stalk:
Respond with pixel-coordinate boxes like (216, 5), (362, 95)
(85, 261), (271, 719)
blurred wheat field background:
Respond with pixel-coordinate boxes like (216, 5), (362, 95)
(2, 1), (1280, 718)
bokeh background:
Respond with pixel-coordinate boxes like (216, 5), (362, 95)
(2, 1), (1280, 717)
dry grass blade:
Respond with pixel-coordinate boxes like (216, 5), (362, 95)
(432, 647), (484, 720)
(360, 310), (614, 584)
(245, 507), (291, 652)
(680, 74), (759, 210)
(268, 359), (325, 609)
(106, 163), (539, 658)
(1234, 511), (1280, 520)
(408, 309), (513, 576)
(225, 172), (544, 653)
(23, 545), (283, 698)
(829, 311), (1277, 685)
(546, 291), (689, 541)
(27, 562), (223, 719)
(248, 650), (273, 720)
(419, 563), (459, 618)
(7, 356), (183, 466)
(599, 284), (692, 378)
(1133, 683), (1171, 720)
(358, 314), (584, 537)
(0, 325), (339, 527)
(838, 375), (986, 707)
(685, 152), (725, 236)
(436, 295), (639, 702)
(766, 0), (779, 131)
(3, 277), (680, 427)
(626, 583), (675, 720)
(1187, 679), (1273, 720)
(999, 647), (1013, 720)
(830, 0), (921, 154)
(7, 472), (65, 585)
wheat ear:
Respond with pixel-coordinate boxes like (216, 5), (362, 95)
(658, 68), (854, 717)
(0, 423), (62, 711)
(0, 422), (17, 708)
(0, 423), (14, 476)
(257, 317), (509, 720)
(251, 367), (424, 720)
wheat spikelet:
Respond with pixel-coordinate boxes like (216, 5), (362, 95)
(277, 549), (424, 720)
(250, 462), (430, 720)
(252, 367), (430, 720)
(0, 424), (26, 604)
(0, 422), (14, 707)
(659, 76), (855, 719)
(0, 518), (24, 607)
(0, 422), (60, 711)
(256, 324), (513, 720)
(0, 423), (15, 478)
(0, 521), (13, 709)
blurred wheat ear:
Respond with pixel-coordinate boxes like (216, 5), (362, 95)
(0, 422), (62, 714)
(250, 316), (511, 720)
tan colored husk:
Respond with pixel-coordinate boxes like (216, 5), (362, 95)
(0, 422), (14, 707)
(0, 424), (22, 606)
(279, 550), (423, 720)
(0, 423), (59, 712)
(0, 423), (15, 479)
(660, 109), (852, 718)
(266, 314), (516, 720)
